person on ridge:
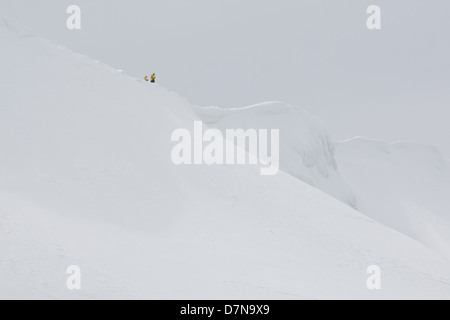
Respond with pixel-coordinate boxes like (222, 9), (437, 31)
(144, 75), (149, 82)
(150, 73), (156, 83)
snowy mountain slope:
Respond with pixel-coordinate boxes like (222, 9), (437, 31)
(195, 103), (357, 207)
(1, 16), (450, 299)
(336, 137), (450, 258)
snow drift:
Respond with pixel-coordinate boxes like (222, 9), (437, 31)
(336, 137), (450, 258)
(1, 16), (450, 299)
(195, 103), (357, 207)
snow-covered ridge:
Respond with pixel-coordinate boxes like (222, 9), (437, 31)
(0, 14), (353, 209)
(336, 136), (450, 257)
(0, 14), (36, 36)
(340, 136), (447, 168)
(196, 102), (357, 207)
(2, 15), (450, 299)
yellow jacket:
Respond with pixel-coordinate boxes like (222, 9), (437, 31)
(151, 73), (156, 82)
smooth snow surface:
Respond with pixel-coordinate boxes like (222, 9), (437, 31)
(336, 137), (450, 258)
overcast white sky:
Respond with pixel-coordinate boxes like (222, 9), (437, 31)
(1, 0), (449, 156)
